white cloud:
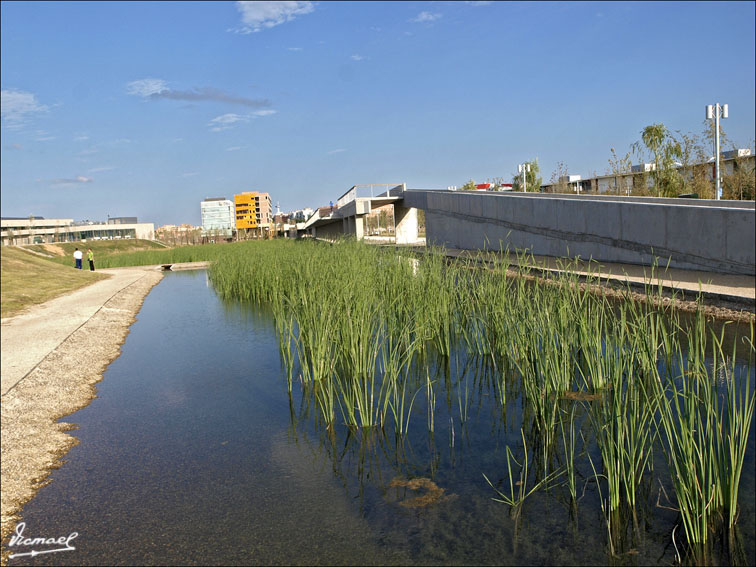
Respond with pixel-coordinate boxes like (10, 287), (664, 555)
(328, 148), (346, 154)
(288, 47), (303, 51)
(226, 146), (243, 151)
(350, 54), (365, 61)
(233, 1), (315, 34)
(1, 89), (49, 125)
(47, 176), (94, 186)
(74, 134), (90, 141)
(410, 12), (442, 23)
(209, 110), (276, 131)
(35, 136), (56, 142)
(182, 172), (199, 178)
(465, 1), (492, 6)
(88, 166), (116, 173)
(126, 78), (168, 97)
(209, 113), (248, 131)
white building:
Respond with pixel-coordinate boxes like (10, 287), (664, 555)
(200, 198), (234, 238)
(1, 217), (155, 246)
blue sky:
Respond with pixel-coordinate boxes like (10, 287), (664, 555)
(2, 1), (754, 226)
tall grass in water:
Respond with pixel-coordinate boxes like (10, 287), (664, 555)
(209, 238), (755, 560)
(654, 308), (755, 556)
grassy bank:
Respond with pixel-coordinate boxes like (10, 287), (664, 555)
(1, 247), (108, 318)
(23, 239), (167, 266)
(35, 240), (238, 268)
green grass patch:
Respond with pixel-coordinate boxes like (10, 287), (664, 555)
(1, 246), (109, 318)
(23, 239), (168, 265)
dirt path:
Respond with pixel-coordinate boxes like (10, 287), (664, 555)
(1, 268), (163, 560)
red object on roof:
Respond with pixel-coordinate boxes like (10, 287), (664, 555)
(475, 183), (493, 189)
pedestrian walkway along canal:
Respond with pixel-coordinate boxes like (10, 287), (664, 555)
(5, 269), (755, 565)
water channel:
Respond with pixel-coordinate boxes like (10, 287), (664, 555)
(6, 270), (755, 565)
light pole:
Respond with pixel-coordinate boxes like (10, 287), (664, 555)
(518, 163), (530, 192)
(706, 103), (728, 200)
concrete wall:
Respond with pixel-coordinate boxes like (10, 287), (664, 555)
(402, 191), (755, 275)
(312, 219), (347, 240)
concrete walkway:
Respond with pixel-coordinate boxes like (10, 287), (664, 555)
(1, 266), (161, 396)
(443, 248), (756, 305)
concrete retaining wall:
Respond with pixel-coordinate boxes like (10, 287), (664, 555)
(402, 191), (756, 275)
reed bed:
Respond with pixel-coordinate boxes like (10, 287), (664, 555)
(207, 238), (754, 561)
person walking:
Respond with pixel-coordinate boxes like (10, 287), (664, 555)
(73, 248), (83, 269)
(87, 248), (95, 271)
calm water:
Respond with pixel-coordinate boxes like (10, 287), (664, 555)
(6, 270), (755, 566)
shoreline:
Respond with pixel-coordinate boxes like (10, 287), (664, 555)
(0, 270), (163, 562)
(0, 256), (752, 563)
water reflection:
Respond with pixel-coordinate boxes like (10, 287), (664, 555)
(6, 270), (754, 567)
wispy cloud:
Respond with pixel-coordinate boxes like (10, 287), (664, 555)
(287, 47), (304, 52)
(88, 166), (116, 173)
(74, 134), (90, 142)
(328, 148), (346, 154)
(226, 146), (244, 151)
(209, 114), (248, 131)
(1, 89), (49, 126)
(44, 176), (94, 186)
(232, 1), (315, 34)
(410, 11), (442, 23)
(127, 79), (270, 108)
(182, 172), (199, 178)
(350, 54), (366, 61)
(208, 110), (277, 131)
(126, 78), (168, 97)
(465, 1), (492, 6)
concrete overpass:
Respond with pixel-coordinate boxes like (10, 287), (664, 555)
(301, 187), (755, 276)
(300, 184), (419, 244)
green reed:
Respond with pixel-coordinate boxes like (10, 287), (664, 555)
(207, 238), (755, 556)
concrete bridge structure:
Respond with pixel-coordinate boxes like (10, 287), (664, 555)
(301, 186), (756, 276)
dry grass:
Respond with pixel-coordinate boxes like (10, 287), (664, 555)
(1, 247), (108, 318)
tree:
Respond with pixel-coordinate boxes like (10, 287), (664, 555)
(633, 123), (683, 197)
(548, 161), (570, 193)
(511, 159), (542, 192)
(722, 143), (755, 200)
(606, 148), (632, 195)
(675, 131), (709, 198)
(460, 179), (477, 191)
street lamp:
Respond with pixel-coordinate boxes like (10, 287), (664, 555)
(518, 163), (531, 192)
(706, 103), (728, 200)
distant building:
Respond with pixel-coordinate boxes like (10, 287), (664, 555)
(234, 192), (273, 233)
(1, 217), (154, 246)
(289, 208), (314, 222)
(540, 150), (754, 196)
(107, 216), (138, 225)
(200, 198), (234, 238)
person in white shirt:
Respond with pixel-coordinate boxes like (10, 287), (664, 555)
(73, 248), (83, 269)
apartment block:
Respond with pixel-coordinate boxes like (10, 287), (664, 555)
(234, 192), (272, 230)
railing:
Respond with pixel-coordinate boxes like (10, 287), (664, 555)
(335, 184), (404, 208)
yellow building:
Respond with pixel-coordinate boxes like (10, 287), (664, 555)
(234, 192), (273, 231)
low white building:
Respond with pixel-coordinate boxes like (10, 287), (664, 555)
(1, 217), (155, 246)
